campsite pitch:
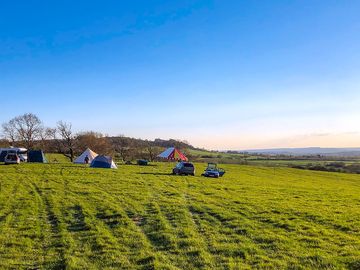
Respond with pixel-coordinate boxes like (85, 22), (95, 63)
(0, 163), (359, 269)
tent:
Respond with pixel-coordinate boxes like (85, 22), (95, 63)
(157, 147), (188, 161)
(28, 150), (47, 163)
(74, 148), (98, 164)
(90, 155), (117, 169)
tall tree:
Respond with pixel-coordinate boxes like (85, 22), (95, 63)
(56, 121), (76, 162)
(1, 122), (17, 144)
(146, 141), (160, 161)
(1, 113), (43, 149)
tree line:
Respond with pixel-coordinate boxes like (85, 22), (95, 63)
(1, 113), (194, 162)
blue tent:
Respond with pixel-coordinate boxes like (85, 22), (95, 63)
(90, 155), (117, 169)
(28, 150), (47, 163)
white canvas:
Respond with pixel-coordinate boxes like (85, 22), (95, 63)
(74, 148), (98, 164)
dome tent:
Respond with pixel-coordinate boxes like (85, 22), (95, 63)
(90, 155), (117, 169)
(28, 150), (47, 163)
(74, 148), (98, 164)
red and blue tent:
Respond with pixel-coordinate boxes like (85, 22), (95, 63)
(157, 147), (188, 161)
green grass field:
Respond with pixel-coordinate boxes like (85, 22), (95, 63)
(0, 162), (359, 269)
(187, 149), (360, 170)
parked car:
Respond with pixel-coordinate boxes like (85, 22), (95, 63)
(202, 169), (220, 178)
(201, 163), (225, 178)
(172, 162), (195, 176)
(137, 159), (148, 166)
(4, 152), (20, 165)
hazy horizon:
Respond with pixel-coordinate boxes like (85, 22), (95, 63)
(1, 1), (360, 150)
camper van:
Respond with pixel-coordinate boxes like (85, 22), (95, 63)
(0, 147), (28, 162)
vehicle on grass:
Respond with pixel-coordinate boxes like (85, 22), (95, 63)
(137, 159), (148, 166)
(4, 152), (20, 165)
(172, 162), (195, 176)
(201, 163), (225, 178)
(0, 147), (28, 162)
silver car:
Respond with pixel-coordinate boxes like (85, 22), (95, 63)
(172, 162), (195, 176)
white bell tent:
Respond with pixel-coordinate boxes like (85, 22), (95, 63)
(74, 148), (98, 164)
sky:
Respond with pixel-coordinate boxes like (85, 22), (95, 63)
(1, 0), (360, 150)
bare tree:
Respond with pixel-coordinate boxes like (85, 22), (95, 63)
(1, 113), (43, 149)
(1, 122), (17, 144)
(112, 136), (133, 161)
(146, 141), (160, 161)
(45, 127), (57, 140)
(41, 127), (59, 153)
(56, 121), (76, 162)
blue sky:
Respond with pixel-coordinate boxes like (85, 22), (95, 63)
(1, 1), (360, 149)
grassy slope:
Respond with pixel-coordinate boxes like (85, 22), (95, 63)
(0, 163), (359, 269)
(45, 153), (71, 163)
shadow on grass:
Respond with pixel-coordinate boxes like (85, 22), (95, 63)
(123, 164), (158, 167)
(60, 165), (89, 168)
(67, 205), (90, 232)
(137, 172), (173, 176)
(0, 163), (19, 166)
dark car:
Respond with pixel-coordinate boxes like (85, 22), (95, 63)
(201, 163), (225, 178)
(202, 169), (220, 178)
(137, 159), (148, 166)
(172, 162), (195, 176)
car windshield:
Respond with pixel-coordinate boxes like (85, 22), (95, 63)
(184, 163), (193, 167)
(207, 163), (217, 169)
(176, 163), (183, 168)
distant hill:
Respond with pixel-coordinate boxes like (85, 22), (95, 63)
(239, 147), (360, 157)
(106, 137), (195, 150)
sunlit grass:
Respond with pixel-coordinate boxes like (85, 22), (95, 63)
(0, 162), (359, 269)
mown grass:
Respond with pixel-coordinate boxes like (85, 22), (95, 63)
(0, 162), (359, 269)
(45, 153), (70, 163)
